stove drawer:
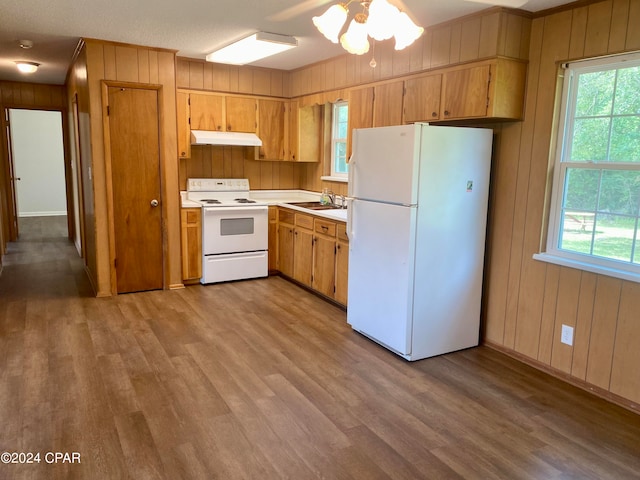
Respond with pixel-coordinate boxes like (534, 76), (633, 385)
(202, 251), (268, 284)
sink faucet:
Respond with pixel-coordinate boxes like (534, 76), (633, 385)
(337, 194), (346, 208)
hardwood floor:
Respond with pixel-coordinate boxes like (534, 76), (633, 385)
(1, 216), (639, 479)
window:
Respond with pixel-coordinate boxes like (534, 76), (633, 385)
(331, 101), (348, 179)
(537, 52), (640, 282)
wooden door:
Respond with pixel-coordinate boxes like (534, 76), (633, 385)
(190, 93), (224, 131)
(278, 224), (294, 277)
(312, 234), (336, 298)
(176, 91), (191, 158)
(257, 99), (285, 160)
(3, 110), (19, 241)
(107, 86), (163, 293)
(441, 65), (490, 119)
(293, 227), (313, 286)
(347, 87), (374, 159)
(225, 97), (257, 133)
(404, 74), (442, 123)
(373, 81), (404, 127)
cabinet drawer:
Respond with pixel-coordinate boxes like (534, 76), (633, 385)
(336, 223), (348, 242)
(314, 219), (336, 237)
(295, 213), (314, 230)
(279, 208), (295, 225)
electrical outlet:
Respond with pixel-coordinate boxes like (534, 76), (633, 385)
(561, 324), (574, 346)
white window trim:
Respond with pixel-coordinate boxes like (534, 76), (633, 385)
(535, 52), (640, 283)
(330, 100), (348, 179)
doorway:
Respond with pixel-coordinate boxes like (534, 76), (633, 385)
(7, 109), (68, 237)
(105, 85), (164, 294)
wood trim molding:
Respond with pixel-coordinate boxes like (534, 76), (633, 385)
(483, 340), (640, 415)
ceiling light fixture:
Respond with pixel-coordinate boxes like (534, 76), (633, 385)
(15, 61), (39, 74)
(205, 32), (298, 65)
(313, 0), (424, 56)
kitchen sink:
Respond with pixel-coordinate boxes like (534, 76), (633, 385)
(288, 201), (345, 210)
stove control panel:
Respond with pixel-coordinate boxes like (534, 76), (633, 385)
(187, 178), (250, 192)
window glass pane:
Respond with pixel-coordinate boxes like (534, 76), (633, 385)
(598, 170), (640, 215)
(613, 65), (640, 115)
(564, 168), (599, 211)
(592, 213), (634, 262)
(338, 121), (347, 138)
(334, 142), (347, 173)
(635, 224), (640, 264)
(570, 118), (610, 161)
(575, 70), (615, 117)
(610, 116), (640, 162)
(559, 211), (595, 253)
(338, 104), (348, 123)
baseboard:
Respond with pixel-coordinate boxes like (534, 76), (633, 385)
(483, 341), (640, 415)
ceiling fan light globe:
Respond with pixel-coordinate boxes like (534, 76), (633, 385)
(394, 11), (424, 50)
(367, 0), (400, 41)
(313, 4), (348, 43)
(15, 61), (39, 73)
(340, 18), (370, 55)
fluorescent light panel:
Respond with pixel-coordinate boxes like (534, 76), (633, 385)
(206, 32), (297, 65)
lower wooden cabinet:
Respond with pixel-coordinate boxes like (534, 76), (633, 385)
(276, 207), (348, 306)
(180, 208), (202, 283)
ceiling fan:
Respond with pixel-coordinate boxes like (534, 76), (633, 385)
(267, 0), (528, 23)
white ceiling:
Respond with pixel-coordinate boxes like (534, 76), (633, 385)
(0, 0), (572, 86)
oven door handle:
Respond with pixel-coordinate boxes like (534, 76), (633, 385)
(203, 206), (268, 215)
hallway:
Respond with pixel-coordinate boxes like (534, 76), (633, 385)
(0, 216), (93, 299)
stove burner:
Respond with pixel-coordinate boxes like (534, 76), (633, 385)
(235, 198), (256, 204)
(201, 199), (221, 204)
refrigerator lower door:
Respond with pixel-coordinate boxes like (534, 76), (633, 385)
(347, 199), (416, 356)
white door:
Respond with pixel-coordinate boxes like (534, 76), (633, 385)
(347, 199), (416, 355)
(348, 124), (421, 205)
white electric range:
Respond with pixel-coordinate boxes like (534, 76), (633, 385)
(187, 178), (268, 284)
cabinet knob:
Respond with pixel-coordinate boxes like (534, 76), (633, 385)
(444, 110), (450, 116)
(432, 112), (437, 117)
(227, 125), (231, 131)
(150, 199), (159, 207)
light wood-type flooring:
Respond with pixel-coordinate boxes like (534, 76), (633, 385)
(1, 216), (639, 479)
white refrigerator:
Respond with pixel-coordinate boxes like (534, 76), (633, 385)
(347, 123), (493, 361)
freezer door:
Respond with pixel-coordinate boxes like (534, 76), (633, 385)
(347, 199), (416, 356)
(348, 125), (421, 205)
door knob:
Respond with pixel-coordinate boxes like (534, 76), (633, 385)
(150, 199), (159, 207)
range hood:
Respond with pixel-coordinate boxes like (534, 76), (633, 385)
(190, 130), (262, 147)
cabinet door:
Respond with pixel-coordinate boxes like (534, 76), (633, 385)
(258, 99), (285, 161)
(347, 87), (374, 159)
(297, 104), (322, 162)
(190, 93), (224, 131)
(312, 235), (336, 298)
(335, 240), (349, 305)
(177, 91), (191, 158)
(278, 224), (295, 278)
(226, 96), (257, 133)
(285, 100), (299, 161)
(181, 208), (202, 281)
(441, 65), (490, 119)
(373, 81), (404, 127)
(293, 228), (313, 286)
(403, 74), (442, 123)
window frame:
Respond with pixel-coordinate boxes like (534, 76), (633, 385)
(330, 100), (348, 179)
(535, 52), (640, 283)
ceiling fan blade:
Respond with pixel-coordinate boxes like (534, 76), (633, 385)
(267, 0), (333, 22)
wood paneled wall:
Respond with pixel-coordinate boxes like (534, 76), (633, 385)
(67, 39), (182, 296)
(288, 8), (531, 98)
(0, 81), (68, 267)
(180, 146), (300, 190)
(484, 0), (640, 409)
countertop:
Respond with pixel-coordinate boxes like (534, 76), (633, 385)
(181, 189), (348, 222)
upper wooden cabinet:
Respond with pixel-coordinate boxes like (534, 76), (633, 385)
(347, 86), (374, 159)
(404, 58), (527, 123)
(373, 81), (404, 127)
(176, 91), (191, 159)
(257, 99), (285, 161)
(189, 92), (257, 133)
(403, 74), (442, 123)
(283, 100), (322, 163)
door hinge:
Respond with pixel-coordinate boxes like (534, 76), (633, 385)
(107, 105), (110, 116)
(114, 258), (117, 268)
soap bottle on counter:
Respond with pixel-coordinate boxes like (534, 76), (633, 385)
(320, 188), (332, 205)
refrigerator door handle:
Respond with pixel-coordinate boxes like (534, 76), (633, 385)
(347, 198), (354, 241)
